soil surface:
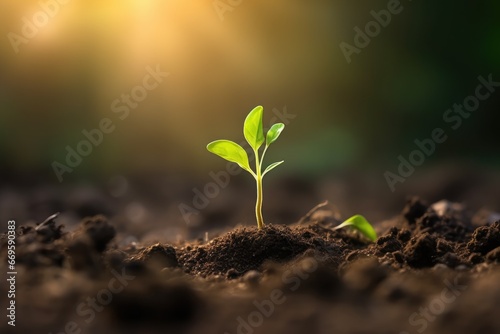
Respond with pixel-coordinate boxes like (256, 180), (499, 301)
(1, 197), (500, 334)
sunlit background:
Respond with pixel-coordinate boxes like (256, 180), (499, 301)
(1, 0), (499, 231)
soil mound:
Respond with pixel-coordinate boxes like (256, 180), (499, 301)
(177, 224), (324, 278)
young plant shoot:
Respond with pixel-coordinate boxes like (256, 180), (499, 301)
(333, 214), (377, 242)
(207, 106), (285, 229)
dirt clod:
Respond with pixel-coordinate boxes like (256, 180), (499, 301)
(467, 221), (500, 254)
(129, 243), (178, 268)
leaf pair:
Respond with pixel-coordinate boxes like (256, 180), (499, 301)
(243, 106), (285, 150)
(207, 106), (285, 178)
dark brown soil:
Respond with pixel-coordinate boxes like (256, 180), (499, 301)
(178, 224), (331, 278)
(1, 197), (500, 334)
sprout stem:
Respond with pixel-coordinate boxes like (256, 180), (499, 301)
(254, 149), (264, 229)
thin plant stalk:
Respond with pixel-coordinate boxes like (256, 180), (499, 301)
(254, 149), (264, 229)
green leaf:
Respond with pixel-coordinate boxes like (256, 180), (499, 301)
(244, 106), (265, 151)
(333, 215), (377, 242)
(266, 123), (285, 146)
(207, 140), (253, 175)
(262, 160), (284, 176)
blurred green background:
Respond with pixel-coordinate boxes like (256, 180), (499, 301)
(0, 0), (499, 182)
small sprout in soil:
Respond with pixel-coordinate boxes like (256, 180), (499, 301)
(333, 215), (377, 242)
(207, 105), (285, 229)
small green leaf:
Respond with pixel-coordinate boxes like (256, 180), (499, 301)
(244, 106), (265, 151)
(262, 160), (284, 176)
(333, 215), (377, 242)
(266, 123), (285, 146)
(207, 140), (253, 174)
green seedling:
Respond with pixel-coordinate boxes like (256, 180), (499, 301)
(207, 105), (285, 229)
(333, 214), (377, 242)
